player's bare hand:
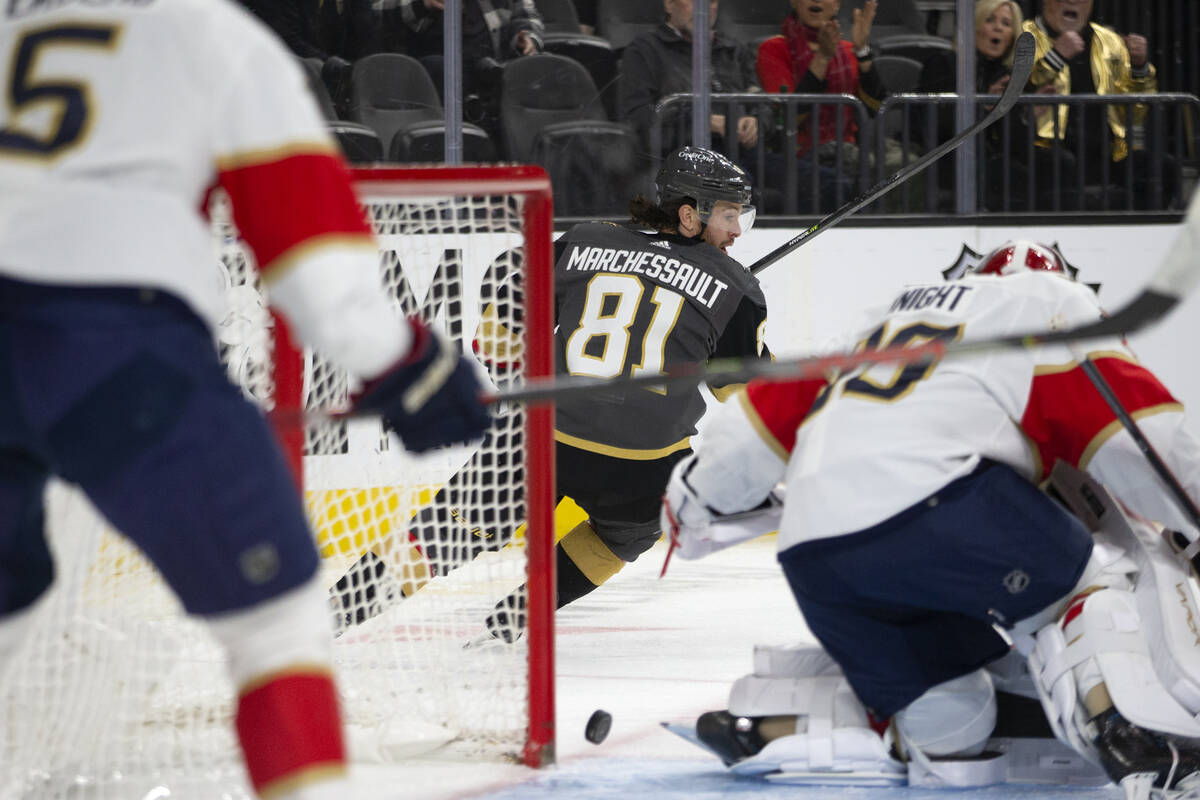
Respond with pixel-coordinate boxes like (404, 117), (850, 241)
(1123, 33), (1148, 67)
(710, 113), (727, 134)
(987, 74), (1010, 95)
(852, 0), (877, 50)
(423, 0), (444, 9)
(736, 116), (758, 147)
(1053, 30), (1084, 60)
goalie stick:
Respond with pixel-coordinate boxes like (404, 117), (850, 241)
(746, 32), (1036, 277)
(1072, 347), (1200, 564)
(489, 189), (1200, 407)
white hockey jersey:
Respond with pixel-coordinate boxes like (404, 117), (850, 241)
(686, 271), (1200, 551)
(0, 0), (402, 376)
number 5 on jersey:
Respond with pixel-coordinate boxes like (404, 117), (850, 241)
(0, 24), (119, 159)
(564, 274), (685, 382)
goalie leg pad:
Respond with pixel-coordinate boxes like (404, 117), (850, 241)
(894, 670), (1010, 788)
(1030, 587), (1200, 754)
(1048, 463), (1200, 717)
(895, 669), (996, 758)
(723, 646), (903, 782)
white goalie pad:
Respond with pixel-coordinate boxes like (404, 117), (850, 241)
(726, 645), (905, 785)
(1037, 463), (1200, 737)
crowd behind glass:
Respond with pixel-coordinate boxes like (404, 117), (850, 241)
(240, 0), (1199, 218)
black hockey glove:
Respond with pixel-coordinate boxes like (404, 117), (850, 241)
(353, 319), (490, 453)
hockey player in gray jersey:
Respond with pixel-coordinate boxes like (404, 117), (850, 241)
(330, 147), (771, 639)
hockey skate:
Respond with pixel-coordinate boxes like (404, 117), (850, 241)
(329, 551), (398, 637)
(464, 591), (525, 648)
(1089, 708), (1200, 799)
(694, 710), (766, 766)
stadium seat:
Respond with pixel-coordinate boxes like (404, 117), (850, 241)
(328, 121), (384, 164)
(867, 55), (925, 144)
(876, 32), (956, 92)
(542, 33), (619, 118)
(533, 0), (582, 33)
(717, 0), (783, 48)
(499, 54), (639, 214)
(875, 32), (955, 64)
(349, 53), (495, 164)
(298, 57), (338, 120)
(871, 54), (924, 95)
(595, 0), (662, 51)
(349, 53), (442, 147)
(389, 120), (497, 163)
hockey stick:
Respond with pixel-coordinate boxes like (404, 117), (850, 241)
(1072, 348), (1200, 563)
(746, 32), (1036, 276)
(489, 190), (1200, 407)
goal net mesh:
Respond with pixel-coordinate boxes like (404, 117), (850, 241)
(0, 167), (553, 800)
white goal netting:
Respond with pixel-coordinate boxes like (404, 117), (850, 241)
(0, 167), (555, 800)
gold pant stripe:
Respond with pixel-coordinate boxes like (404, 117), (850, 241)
(559, 522), (624, 587)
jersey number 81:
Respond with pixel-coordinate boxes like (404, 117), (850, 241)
(564, 274), (684, 381)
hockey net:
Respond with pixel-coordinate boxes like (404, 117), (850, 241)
(0, 165), (556, 799)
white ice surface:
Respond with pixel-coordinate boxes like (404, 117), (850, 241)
(341, 536), (1124, 799)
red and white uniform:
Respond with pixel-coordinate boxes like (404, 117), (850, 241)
(689, 271), (1200, 550)
(0, 0), (406, 379)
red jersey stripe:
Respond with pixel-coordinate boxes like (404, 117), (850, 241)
(745, 378), (826, 457)
(1022, 353), (1179, 480)
(218, 151), (372, 276)
(236, 670), (345, 793)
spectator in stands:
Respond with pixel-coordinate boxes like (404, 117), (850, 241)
(926, 0), (1080, 211)
(242, 0), (380, 115)
(756, 3), (882, 171)
(1023, 0), (1181, 209)
(620, 0), (769, 157)
(620, 0), (843, 213)
(386, 0), (543, 132)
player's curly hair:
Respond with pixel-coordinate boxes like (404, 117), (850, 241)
(628, 194), (694, 234)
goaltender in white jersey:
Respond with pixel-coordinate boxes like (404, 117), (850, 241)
(0, 1), (488, 799)
(663, 236), (1200, 797)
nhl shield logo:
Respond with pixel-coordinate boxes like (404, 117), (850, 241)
(1003, 569), (1031, 594)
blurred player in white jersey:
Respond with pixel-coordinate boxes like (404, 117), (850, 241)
(663, 236), (1200, 795)
(0, 1), (488, 798)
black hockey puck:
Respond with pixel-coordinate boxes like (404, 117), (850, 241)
(585, 709), (612, 744)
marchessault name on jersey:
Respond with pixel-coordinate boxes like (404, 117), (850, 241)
(563, 245), (730, 310)
(6, 0), (152, 20)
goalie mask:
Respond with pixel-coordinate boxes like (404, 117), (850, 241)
(656, 146), (756, 237)
(973, 240), (1068, 277)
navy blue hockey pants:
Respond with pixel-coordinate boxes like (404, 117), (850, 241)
(778, 459), (1094, 718)
(0, 277), (317, 617)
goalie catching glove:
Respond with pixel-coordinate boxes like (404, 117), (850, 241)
(661, 453), (783, 564)
(352, 318), (490, 452)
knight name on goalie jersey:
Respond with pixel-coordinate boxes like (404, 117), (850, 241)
(562, 244), (731, 309)
(888, 282), (974, 313)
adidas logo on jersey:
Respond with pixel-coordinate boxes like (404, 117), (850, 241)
(649, 240), (672, 249)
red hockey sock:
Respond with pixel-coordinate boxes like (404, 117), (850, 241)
(235, 669), (346, 796)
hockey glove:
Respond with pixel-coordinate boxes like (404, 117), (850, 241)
(661, 454), (784, 574)
(353, 319), (490, 453)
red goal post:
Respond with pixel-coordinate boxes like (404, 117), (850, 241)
(276, 165), (558, 768)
